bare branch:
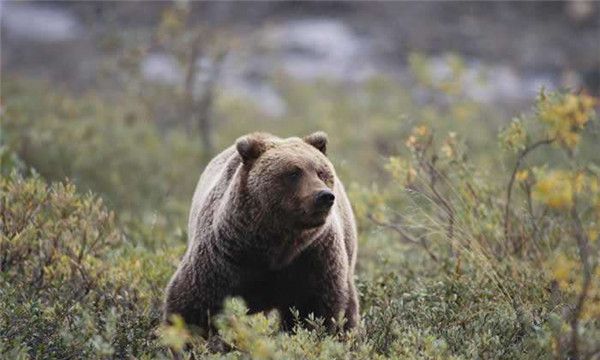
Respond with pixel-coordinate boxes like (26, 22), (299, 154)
(568, 204), (594, 360)
(503, 138), (554, 252)
(416, 155), (455, 241)
(367, 214), (438, 261)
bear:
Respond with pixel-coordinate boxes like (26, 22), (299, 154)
(163, 131), (359, 335)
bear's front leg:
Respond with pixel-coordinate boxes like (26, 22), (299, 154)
(164, 283), (217, 336)
(279, 281), (349, 333)
(310, 292), (349, 332)
(311, 289), (350, 332)
(344, 279), (359, 331)
(278, 235), (355, 333)
(164, 262), (232, 337)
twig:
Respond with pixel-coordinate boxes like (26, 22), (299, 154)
(417, 155), (455, 241)
(367, 214), (438, 261)
(568, 205), (594, 360)
(503, 138), (554, 252)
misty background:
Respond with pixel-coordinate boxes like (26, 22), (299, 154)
(2, 1), (599, 118)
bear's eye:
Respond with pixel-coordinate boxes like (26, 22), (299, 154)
(286, 168), (302, 182)
(318, 170), (334, 186)
(317, 170), (329, 181)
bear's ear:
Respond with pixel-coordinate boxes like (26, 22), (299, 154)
(304, 131), (328, 155)
(236, 134), (267, 164)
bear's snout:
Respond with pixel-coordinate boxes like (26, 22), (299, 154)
(315, 190), (335, 209)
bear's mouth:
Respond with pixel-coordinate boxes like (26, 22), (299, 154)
(312, 208), (330, 217)
(302, 218), (326, 228)
(297, 209), (330, 228)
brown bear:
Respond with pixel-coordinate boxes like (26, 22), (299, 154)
(164, 131), (358, 334)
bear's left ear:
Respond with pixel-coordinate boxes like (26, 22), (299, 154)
(236, 133), (267, 164)
(304, 131), (328, 155)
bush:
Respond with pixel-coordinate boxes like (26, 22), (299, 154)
(1, 79), (201, 223)
(0, 172), (180, 358)
(353, 90), (599, 359)
(1, 71), (598, 358)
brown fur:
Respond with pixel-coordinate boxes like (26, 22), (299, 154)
(164, 132), (359, 334)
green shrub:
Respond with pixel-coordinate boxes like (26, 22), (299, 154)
(1, 79), (201, 224)
(0, 172), (179, 358)
(1, 67), (598, 359)
(351, 91), (599, 359)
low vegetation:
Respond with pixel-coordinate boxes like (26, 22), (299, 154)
(1, 55), (598, 358)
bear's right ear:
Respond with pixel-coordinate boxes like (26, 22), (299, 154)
(304, 131), (328, 155)
(236, 134), (267, 164)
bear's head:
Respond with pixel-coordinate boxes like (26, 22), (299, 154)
(236, 131), (336, 231)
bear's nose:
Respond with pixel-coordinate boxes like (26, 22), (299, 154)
(315, 190), (335, 208)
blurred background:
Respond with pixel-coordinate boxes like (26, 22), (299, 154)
(2, 0), (599, 228)
(2, 1), (599, 108)
(1, 0), (599, 220)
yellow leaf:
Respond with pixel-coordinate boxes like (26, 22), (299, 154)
(533, 171), (573, 210)
(515, 170), (529, 182)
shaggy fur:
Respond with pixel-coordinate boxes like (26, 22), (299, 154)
(164, 132), (359, 334)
